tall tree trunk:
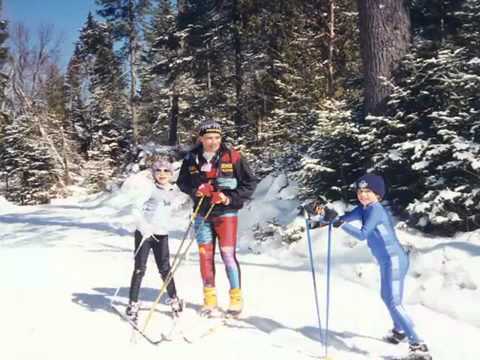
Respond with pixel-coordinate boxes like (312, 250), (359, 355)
(60, 125), (71, 185)
(256, 74), (267, 143)
(357, 0), (411, 116)
(327, 0), (336, 96)
(168, 85), (179, 146)
(128, 0), (139, 146)
(129, 45), (139, 146)
(232, 0), (243, 138)
(177, 0), (188, 15)
(207, 42), (212, 95)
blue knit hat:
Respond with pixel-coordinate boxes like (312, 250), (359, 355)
(356, 174), (386, 199)
(198, 121), (222, 136)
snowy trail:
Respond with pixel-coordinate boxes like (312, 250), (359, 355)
(1, 198), (479, 360)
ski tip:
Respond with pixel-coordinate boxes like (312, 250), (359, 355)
(199, 307), (224, 318)
(225, 313), (240, 319)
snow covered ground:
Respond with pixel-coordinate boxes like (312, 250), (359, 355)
(1, 173), (479, 360)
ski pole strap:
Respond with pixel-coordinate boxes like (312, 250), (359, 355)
(325, 223), (333, 358)
(303, 209), (323, 343)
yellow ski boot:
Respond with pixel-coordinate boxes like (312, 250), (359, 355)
(200, 287), (218, 317)
(227, 288), (243, 318)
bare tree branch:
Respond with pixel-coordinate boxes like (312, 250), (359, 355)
(9, 21), (64, 101)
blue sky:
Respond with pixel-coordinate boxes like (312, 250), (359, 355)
(4, 0), (98, 68)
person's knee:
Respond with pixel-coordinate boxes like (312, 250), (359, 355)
(220, 246), (237, 266)
(381, 287), (394, 305)
(199, 244), (214, 260)
(158, 264), (171, 278)
(134, 267), (146, 278)
(383, 292), (402, 312)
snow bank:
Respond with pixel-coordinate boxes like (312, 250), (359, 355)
(2, 171), (480, 360)
(0, 196), (17, 213)
(238, 173), (300, 253)
(239, 174), (480, 329)
(404, 230), (480, 327)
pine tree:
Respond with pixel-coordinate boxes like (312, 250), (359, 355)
(86, 21), (128, 188)
(455, 0), (480, 53)
(2, 115), (57, 204)
(144, 0), (224, 146)
(295, 99), (365, 202)
(65, 14), (102, 155)
(174, 0), (235, 139)
(0, 4), (7, 122)
(96, 0), (150, 146)
(242, 0), (360, 172)
(65, 13), (129, 191)
(66, 14), (128, 160)
(2, 20), (78, 201)
(0, 0), (9, 125)
(65, 44), (91, 154)
(410, 0), (463, 44)
(0, 2), (9, 194)
(88, 22), (126, 163)
(140, 0), (179, 144)
(358, 0), (480, 234)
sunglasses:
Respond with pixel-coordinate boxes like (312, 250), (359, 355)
(154, 168), (171, 173)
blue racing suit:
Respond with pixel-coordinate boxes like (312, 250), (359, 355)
(339, 202), (421, 344)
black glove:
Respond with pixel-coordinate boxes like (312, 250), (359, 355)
(332, 219), (344, 228)
(301, 200), (324, 217)
(323, 207), (338, 223)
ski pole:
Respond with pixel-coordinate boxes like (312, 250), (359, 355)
(152, 196), (206, 300)
(166, 196), (205, 272)
(142, 202), (216, 333)
(325, 223), (333, 359)
(110, 197), (205, 308)
(303, 208), (323, 343)
(148, 196), (205, 303)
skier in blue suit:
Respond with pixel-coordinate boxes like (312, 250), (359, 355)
(313, 174), (431, 360)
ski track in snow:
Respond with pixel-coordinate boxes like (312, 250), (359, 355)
(1, 192), (479, 360)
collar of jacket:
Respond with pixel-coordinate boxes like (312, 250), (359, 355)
(154, 182), (174, 191)
(192, 143), (229, 157)
(193, 143), (230, 166)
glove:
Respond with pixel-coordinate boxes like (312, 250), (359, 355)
(332, 219), (344, 228)
(323, 207), (339, 223)
(300, 200), (324, 216)
(211, 191), (229, 205)
(197, 183), (214, 197)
